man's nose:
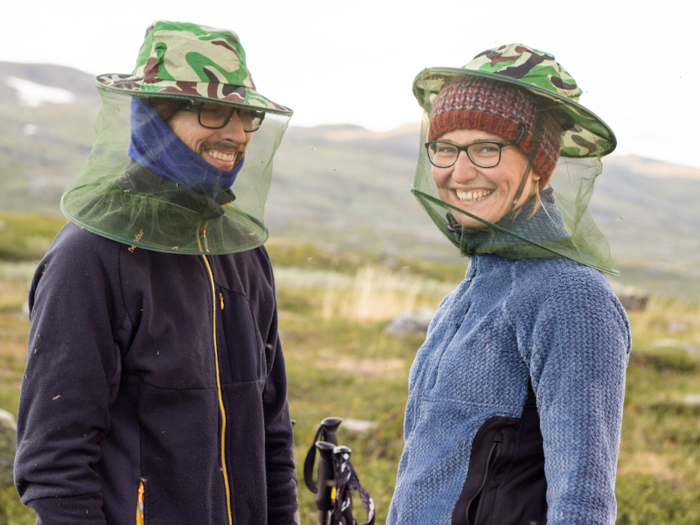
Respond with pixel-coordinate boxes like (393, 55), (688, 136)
(451, 150), (479, 182)
(217, 111), (248, 143)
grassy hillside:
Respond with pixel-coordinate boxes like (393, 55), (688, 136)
(265, 124), (445, 260)
(0, 104), (98, 214)
(0, 213), (66, 262)
(0, 62), (100, 214)
(591, 159), (700, 279)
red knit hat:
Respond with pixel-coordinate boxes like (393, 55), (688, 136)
(428, 77), (562, 186)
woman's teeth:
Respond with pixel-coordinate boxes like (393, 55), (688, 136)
(456, 189), (493, 202)
(207, 150), (235, 162)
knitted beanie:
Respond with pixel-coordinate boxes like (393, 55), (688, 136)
(428, 77), (562, 186)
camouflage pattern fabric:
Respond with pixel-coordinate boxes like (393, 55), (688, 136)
(412, 44), (615, 157)
(96, 20), (292, 115)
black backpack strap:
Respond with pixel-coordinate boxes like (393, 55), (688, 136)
(303, 425), (325, 493)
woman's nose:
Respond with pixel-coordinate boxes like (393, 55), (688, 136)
(450, 150), (479, 182)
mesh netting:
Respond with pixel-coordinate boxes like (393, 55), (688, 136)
(411, 67), (619, 275)
(61, 89), (290, 255)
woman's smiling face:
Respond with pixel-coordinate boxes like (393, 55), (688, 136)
(431, 128), (540, 228)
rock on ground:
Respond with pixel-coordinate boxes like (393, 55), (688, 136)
(608, 280), (650, 311)
(342, 418), (377, 435)
(384, 308), (435, 335)
(652, 338), (700, 356)
(0, 408), (17, 484)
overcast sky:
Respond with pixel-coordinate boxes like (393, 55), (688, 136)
(2, 0), (698, 167)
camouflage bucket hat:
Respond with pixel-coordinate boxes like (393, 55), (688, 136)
(412, 44), (615, 157)
(96, 20), (292, 116)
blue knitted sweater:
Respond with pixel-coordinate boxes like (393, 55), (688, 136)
(387, 213), (631, 524)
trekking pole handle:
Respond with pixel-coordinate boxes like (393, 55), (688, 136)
(320, 417), (343, 446)
(333, 445), (351, 456)
(315, 441), (336, 512)
(304, 418), (344, 494)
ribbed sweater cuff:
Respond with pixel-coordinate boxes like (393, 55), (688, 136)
(27, 493), (106, 525)
(547, 506), (615, 525)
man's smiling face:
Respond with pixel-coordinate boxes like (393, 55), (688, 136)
(167, 105), (252, 171)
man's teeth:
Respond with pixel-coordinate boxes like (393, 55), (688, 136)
(456, 189), (493, 202)
(208, 151), (235, 162)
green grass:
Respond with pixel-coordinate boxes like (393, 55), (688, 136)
(0, 306), (31, 524)
(614, 298), (700, 525)
(1, 243), (700, 523)
(266, 237), (467, 283)
(0, 213), (66, 262)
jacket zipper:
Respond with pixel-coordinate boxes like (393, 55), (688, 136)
(136, 480), (145, 525)
(466, 435), (502, 525)
(202, 255), (233, 525)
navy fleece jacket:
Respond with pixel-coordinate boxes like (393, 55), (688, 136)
(14, 223), (297, 524)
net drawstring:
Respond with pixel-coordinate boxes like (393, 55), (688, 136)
(509, 111), (544, 215)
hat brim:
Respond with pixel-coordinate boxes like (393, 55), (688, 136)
(95, 73), (293, 116)
(413, 67), (616, 158)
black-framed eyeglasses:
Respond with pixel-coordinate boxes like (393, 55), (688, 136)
(425, 140), (515, 168)
(182, 101), (265, 132)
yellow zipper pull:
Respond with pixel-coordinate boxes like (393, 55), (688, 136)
(219, 292), (224, 310)
(136, 481), (145, 525)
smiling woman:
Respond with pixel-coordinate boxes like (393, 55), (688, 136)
(410, 44), (617, 274)
(388, 44), (632, 525)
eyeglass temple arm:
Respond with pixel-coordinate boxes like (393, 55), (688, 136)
(510, 118), (543, 211)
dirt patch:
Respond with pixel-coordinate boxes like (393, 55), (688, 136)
(315, 357), (405, 379)
(0, 281), (28, 312)
(618, 451), (675, 480)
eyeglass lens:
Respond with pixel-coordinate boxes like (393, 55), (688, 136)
(428, 142), (503, 168)
(198, 103), (264, 131)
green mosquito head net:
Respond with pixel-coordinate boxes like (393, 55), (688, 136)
(411, 44), (620, 275)
(61, 20), (293, 255)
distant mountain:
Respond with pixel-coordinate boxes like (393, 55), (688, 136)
(268, 123), (431, 258)
(0, 62), (100, 107)
(1, 62), (698, 299)
(0, 62), (100, 212)
(590, 157), (700, 277)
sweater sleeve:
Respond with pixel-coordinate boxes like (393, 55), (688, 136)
(261, 275), (298, 523)
(14, 227), (126, 525)
(524, 271), (631, 525)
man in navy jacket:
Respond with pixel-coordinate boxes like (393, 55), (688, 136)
(14, 20), (298, 525)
